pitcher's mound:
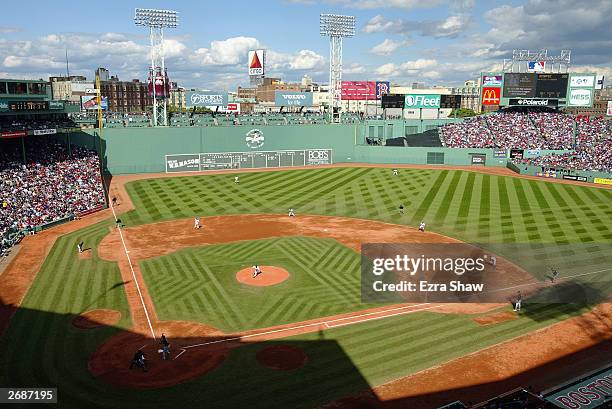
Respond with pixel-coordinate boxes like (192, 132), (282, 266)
(73, 309), (121, 329)
(236, 266), (289, 287)
(257, 345), (308, 371)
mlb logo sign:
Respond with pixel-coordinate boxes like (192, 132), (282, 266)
(528, 61), (545, 72)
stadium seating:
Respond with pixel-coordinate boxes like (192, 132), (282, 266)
(0, 139), (106, 252)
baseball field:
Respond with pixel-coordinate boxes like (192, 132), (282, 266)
(0, 165), (611, 408)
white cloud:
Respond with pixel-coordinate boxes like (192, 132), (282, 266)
(362, 14), (471, 38)
(0, 27), (21, 33)
(328, 0), (443, 9)
(371, 38), (412, 56)
(400, 59), (438, 71)
(363, 15), (400, 34)
(344, 63), (367, 75)
(376, 63), (397, 76)
(193, 36), (259, 66)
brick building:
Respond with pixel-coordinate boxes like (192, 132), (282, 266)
(100, 76), (152, 113)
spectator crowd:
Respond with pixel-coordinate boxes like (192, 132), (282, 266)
(439, 111), (612, 173)
(0, 117), (78, 133)
(1, 139), (106, 256)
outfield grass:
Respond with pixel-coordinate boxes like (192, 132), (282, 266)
(1, 167), (610, 408)
(124, 168), (612, 279)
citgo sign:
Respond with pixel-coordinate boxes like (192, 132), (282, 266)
(404, 94), (440, 109)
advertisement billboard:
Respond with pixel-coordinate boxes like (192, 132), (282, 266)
(274, 91), (313, 106)
(595, 75), (605, 90)
(482, 75), (503, 87)
(381, 94), (405, 109)
(0, 99), (9, 112)
(404, 94), (440, 109)
(186, 91), (228, 107)
(567, 88), (593, 107)
(570, 75), (595, 88)
(81, 96), (108, 110)
(227, 103), (240, 113)
(503, 73), (537, 98)
(248, 50), (265, 76)
(340, 81), (389, 100)
(527, 61), (546, 72)
(482, 87), (501, 105)
(440, 95), (462, 109)
(535, 73), (568, 98)
(509, 98), (559, 107)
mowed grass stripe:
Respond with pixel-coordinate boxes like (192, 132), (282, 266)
(412, 170), (449, 223)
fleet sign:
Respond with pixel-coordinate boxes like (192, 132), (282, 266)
(404, 94), (440, 109)
(274, 91), (314, 106)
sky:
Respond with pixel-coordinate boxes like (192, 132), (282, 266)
(1, 0), (611, 91)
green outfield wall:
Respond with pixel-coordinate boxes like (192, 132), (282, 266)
(62, 122), (611, 178)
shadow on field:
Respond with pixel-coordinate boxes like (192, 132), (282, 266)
(0, 299), (610, 409)
(0, 300), (370, 409)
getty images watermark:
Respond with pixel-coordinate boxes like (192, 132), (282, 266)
(360, 243), (612, 304)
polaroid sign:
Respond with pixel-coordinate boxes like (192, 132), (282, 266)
(186, 91), (228, 107)
(509, 98), (558, 107)
(404, 94), (440, 109)
(568, 89), (593, 107)
(274, 91), (313, 106)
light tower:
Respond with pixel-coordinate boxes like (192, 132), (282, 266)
(320, 13), (355, 123)
(134, 8), (178, 127)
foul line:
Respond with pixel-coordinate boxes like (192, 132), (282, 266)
(179, 303), (440, 354)
(105, 183), (156, 340)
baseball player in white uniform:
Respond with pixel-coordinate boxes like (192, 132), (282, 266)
(288, 208), (295, 217)
(252, 265), (262, 278)
(234, 176), (239, 184)
(392, 169), (398, 176)
(419, 221), (426, 232)
(513, 291), (522, 312)
(194, 217), (201, 229)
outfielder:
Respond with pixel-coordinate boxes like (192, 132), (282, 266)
(392, 169), (398, 176)
(551, 267), (559, 283)
(234, 176), (239, 184)
(399, 204), (404, 214)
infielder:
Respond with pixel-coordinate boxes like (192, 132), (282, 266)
(194, 217), (201, 229)
(513, 291), (522, 312)
(550, 267), (559, 282)
(252, 265), (262, 278)
(419, 221), (426, 232)
(160, 333), (170, 360)
(489, 255), (497, 267)
(77, 242), (84, 253)
(288, 208), (295, 217)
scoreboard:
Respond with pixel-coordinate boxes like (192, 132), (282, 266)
(502, 73), (569, 99)
(535, 73), (568, 98)
(166, 149), (333, 173)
